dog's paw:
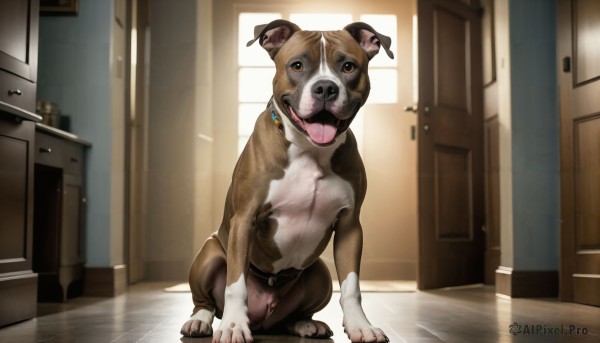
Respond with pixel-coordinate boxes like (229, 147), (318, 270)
(288, 319), (333, 338)
(344, 324), (389, 343)
(181, 309), (215, 337)
(213, 312), (253, 343)
(180, 319), (213, 337)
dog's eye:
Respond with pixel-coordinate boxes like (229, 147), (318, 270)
(342, 62), (356, 73)
(290, 61), (304, 72)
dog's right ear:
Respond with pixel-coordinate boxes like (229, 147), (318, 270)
(246, 19), (301, 59)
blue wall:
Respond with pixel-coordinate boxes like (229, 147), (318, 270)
(37, 1), (113, 267)
(509, 0), (559, 270)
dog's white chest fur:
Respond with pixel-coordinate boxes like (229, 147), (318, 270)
(265, 133), (355, 272)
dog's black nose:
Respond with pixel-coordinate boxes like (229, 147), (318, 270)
(312, 80), (339, 102)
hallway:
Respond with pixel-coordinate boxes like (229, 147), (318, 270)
(0, 283), (597, 342)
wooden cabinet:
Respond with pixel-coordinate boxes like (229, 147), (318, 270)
(34, 125), (90, 302)
(0, 0), (40, 327)
(0, 0), (39, 114)
(0, 117), (38, 326)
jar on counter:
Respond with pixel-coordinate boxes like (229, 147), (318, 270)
(36, 101), (61, 128)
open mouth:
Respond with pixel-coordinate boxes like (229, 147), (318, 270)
(286, 104), (351, 145)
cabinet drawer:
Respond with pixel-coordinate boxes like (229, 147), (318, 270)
(0, 71), (36, 114)
(63, 142), (84, 175)
(35, 132), (64, 168)
(35, 131), (85, 175)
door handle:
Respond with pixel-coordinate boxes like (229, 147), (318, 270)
(404, 105), (418, 113)
(404, 104), (432, 115)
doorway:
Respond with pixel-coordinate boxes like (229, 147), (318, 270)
(128, 0), (487, 287)
(213, 0), (419, 281)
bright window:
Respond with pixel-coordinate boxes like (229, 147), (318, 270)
(289, 13), (353, 30)
(238, 13), (282, 66)
(238, 13), (281, 153)
(360, 14), (398, 104)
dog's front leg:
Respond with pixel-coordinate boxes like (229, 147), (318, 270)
(334, 211), (389, 343)
(213, 214), (254, 343)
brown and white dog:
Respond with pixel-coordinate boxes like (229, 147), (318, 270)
(180, 19), (394, 343)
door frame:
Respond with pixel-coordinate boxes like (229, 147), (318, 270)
(126, 0), (151, 284)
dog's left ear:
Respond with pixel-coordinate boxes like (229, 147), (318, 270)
(344, 22), (394, 60)
(247, 19), (301, 59)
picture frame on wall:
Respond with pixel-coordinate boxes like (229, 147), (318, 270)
(40, 0), (79, 15)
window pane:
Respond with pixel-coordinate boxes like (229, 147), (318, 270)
(360, 14), (397, 67)
(368, 69), (397, 104)
(350, 109), (364, 156)
(238, 136), (250, 156)
(239, 13), (282, 66)
(289, 13), (352, 31)
(238, 103), (267, 136)
(239, 67), (275, 102)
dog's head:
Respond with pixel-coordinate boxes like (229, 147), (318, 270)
(247, 20), (394, 147)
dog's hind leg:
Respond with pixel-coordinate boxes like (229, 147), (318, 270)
(180, 235), (227, 337)
(263, 258), (334, 338)
(286, 258), (334, 338)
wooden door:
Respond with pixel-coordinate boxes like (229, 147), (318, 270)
(558, 0), (600, 307)
(417, 0), (485, 289)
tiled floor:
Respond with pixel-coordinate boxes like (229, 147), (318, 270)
(0, 282), (598, 342)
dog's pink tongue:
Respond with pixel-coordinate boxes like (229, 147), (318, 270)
(305, 122), (337, 145)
